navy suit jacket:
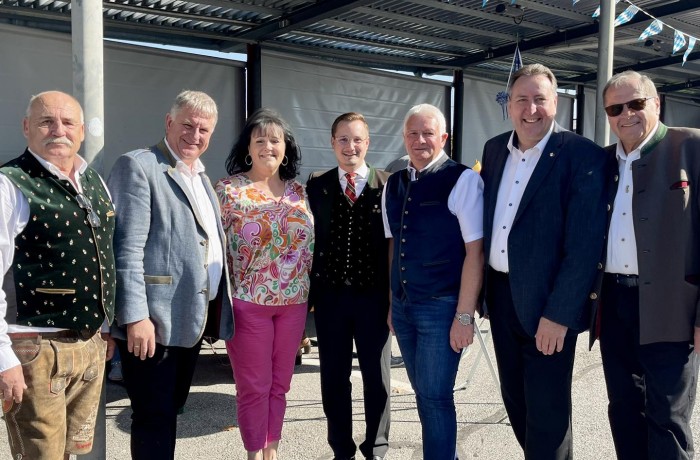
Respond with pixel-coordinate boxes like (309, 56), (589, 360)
(481, 123), (608, 336)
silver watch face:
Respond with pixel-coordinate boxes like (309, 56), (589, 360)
(456, 313), (473, 326)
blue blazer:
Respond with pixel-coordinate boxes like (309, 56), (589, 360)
(481, 123), (608, 336)
(107, 140), (234, 348)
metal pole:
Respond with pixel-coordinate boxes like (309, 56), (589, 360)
(451, 70), (464, 164)
(72, 0), (106, 173)
(594, 0), (614, 147)
(71, 3), (107, 459)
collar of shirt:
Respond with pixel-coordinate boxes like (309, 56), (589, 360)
(506, 123), (554, 157)
(164, 139), (206, 178)
(337, 162), (368, 182)
(27, 149), (88, 192)
(407, 151), (446, 181)
(615, 121), (660, 162)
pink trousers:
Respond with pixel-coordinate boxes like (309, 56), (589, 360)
(227, 298), (307, 451)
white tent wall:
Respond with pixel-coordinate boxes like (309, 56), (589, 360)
(260, 52), (449, 181)
(665, 97), (700, 129)
(461, 77), (575, 165)
(0, 24), (244, 180)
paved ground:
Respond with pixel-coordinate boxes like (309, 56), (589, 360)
(1, 315), (699, 459)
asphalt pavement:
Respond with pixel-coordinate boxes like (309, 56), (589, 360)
(1, 314), (699, 459)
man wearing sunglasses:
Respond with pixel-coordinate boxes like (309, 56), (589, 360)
(480, 64), (607, 459)
(0, 91), (116, 459)
(594, 70), (700, 460)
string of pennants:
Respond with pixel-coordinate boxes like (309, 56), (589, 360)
(483, 0), (697, 66)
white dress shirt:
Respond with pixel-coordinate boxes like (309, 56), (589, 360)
(165, 141), (223, 300)
(338, 162), (369, 197)
(605, 122), (659, 275)
(0, 151), (95, 372)
(381, 151), (484, 244)
(489, 125), (554, 273)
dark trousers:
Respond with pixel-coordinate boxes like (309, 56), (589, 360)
(600, 275), (699, 460)
(486, 268), (576, 460)
(314, 286), (391, 459)
(116, 338), (203, 460)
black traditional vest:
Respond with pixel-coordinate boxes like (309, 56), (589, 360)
(0, 151), (116, 331)
(385, 156), (467, 302)
(325, 186), (384, 290)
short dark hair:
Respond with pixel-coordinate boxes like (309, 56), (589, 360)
(225, 108), (302, 181)
(509, 63), (558, 95)
(331, 112), (369, 137)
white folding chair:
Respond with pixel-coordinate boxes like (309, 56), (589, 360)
(454, 315), (500, 392)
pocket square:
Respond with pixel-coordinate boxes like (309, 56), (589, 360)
(670, 180), (689, 190)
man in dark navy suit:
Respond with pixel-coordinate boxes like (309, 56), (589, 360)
(480, 64), (607, 459)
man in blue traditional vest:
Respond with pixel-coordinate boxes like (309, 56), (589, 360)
(0, 90), (116, 459)
(382, 103), (484, 460)
(592, 70), (700, 460)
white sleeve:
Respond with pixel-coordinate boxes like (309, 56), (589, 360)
(448, 169), (484, 243)
(381, 182), (392, 238)
(0, 173), (28, 372)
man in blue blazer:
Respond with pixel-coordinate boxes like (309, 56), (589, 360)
(480, 64), (607, 459)
(108, 91), (233, 460)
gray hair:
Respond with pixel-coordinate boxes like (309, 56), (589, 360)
(26, 91), (84, 123)
(509, 63), (558, 95)
(403, 103), (447, 135)
(170, 90), (218, 125)
(603, 70), (658, 100)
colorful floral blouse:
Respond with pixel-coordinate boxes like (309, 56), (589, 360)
(215, 174), (314, 306)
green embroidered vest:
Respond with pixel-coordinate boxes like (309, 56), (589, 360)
(0, 151), (116, 331)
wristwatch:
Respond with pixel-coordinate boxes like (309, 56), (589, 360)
(454, 312), (474, 326)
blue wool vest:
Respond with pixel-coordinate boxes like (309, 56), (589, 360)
(0, 151), (116, 331)
(384, 157), (467, 302)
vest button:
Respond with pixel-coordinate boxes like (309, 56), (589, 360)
(589, 292), (598, 300)
(403, 225), (407, 229)
(402, 280), (407, 284)
(597, 263), (603, 270)
(401, 267), (406, 271)
(404, 211), (408, 215)
(401, 238), (406, 243)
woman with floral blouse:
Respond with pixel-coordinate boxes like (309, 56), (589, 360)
(215, 108), (314, 460)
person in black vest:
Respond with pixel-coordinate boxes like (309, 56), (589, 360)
(307, 112), (391, 460)
(382, 104), (484, 460)
(0, 90), (116, 459)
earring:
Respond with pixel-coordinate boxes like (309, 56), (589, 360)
(281, 156), (289, 166)
(245, 154), (252, 166)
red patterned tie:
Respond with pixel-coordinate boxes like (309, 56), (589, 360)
(344, 172), (357, 204)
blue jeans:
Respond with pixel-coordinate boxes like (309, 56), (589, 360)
(392, 295), (461, 460)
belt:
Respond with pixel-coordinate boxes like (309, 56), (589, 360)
(8, 329), (97, 341)
(605, 273), (639, 288)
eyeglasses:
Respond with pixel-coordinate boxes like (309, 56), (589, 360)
(75, 193), (102, 228)
(334, 137), (367, 146)
(604, 97), (655, 117)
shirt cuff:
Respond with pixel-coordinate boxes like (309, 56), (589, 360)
(0, 343), (20, 373)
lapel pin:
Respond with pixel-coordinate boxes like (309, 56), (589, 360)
(549, 152), (555, 157)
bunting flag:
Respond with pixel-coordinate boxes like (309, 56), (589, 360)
(638, 19), (663, 41)
(673, 30), (687, 55)
(684, 37), (696, 66)
(613, 5), (639, 26)
(496, 45), (524, 120)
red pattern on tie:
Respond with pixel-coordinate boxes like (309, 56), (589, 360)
(345, 172), (357, 204)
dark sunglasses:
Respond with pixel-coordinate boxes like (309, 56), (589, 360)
(75, 193), (102, 228)
(604, 97), (655, 117)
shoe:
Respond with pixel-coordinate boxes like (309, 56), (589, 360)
(332, 457), (355, 460)
(295, 348), (302, 366)
(390, 355), (404, 368)
(108, 361), (123, 382)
